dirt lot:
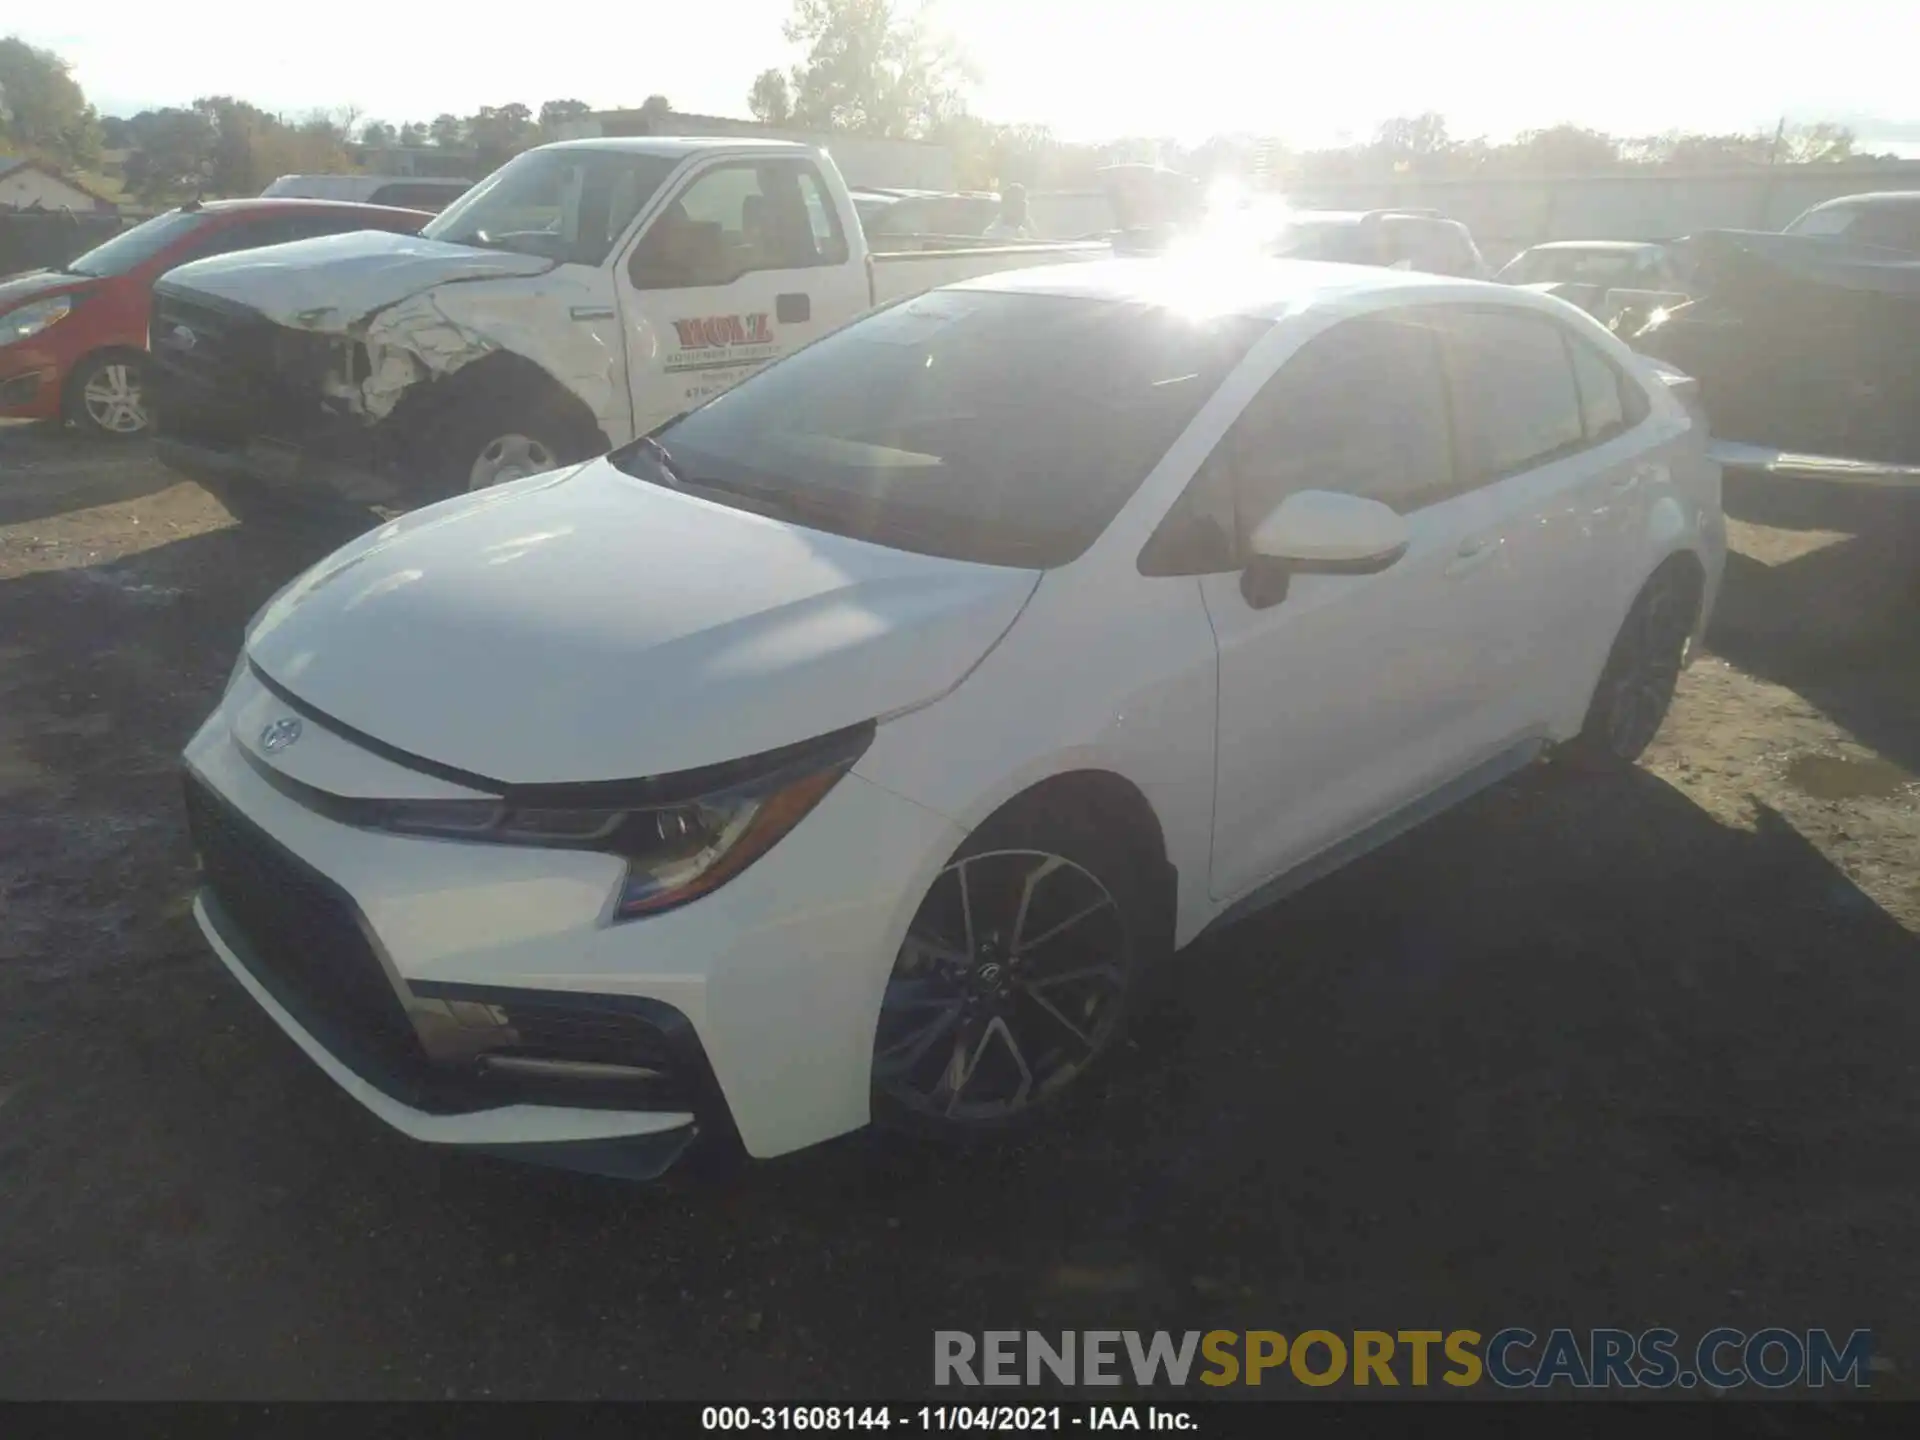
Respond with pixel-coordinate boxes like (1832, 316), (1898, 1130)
(2, 419), (1918, 1400)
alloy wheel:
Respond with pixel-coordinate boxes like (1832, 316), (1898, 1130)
(82, 363), (149, 435)
(874, 848), (1131, 1124)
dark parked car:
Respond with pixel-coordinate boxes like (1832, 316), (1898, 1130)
(1633, 228), (1920, 467)
(1782, 191), (1920, 252)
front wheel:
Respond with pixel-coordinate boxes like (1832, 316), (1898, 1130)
(415, 390), (599, 504)
(871, 804), (1162, 1140)
(65, 352), (151, 438)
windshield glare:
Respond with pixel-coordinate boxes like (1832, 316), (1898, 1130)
(423, 148), (680, 265)
(623, 291), (1269, 568)
(64, 210), (207, 277)
(1271, 220), (1377, 264)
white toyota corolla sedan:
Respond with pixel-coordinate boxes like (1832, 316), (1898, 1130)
(183, 259), (1724, 1178)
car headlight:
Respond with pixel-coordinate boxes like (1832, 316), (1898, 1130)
(2, 295), (74, 346)
(365, 723), (874, 919)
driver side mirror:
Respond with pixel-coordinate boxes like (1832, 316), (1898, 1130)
(1241, 490), (1410, 609)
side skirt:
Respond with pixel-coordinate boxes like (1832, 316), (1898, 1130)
(1195, 737), (1547, 944)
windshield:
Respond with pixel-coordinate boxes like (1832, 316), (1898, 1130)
(422, 148), (680, 265)
(1785, 206), (1859, 238)
(1270, 218), (1380, 264)
(1500, 248), (1646, 285)
(64, 210), (208, 277)
(618, 291), (1269, 568)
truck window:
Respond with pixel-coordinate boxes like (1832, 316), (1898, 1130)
(423, 149), (677, 265)
(628, 159), (847, 290)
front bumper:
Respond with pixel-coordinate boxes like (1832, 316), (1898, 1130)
(154, 433), (401, 515)
(183, 669), (962, 1170)
(0, 363), (58, 420)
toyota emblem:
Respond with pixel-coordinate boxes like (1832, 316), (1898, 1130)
(259, 716), (303, 753)
(169, 324), (197, 351)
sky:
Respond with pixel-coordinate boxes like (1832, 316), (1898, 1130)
(16, 1), (1920, 152)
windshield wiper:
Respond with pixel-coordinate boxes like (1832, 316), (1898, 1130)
(636, 436), (687, 488)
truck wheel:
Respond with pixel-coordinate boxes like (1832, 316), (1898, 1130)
(417, 391), (599, 503)
(65, 352), (151, 439)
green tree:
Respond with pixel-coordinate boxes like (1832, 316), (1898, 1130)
(398, 121), (429, 147)
(191, 95), (280, 195)
(467, 102), (536, 167)
(0, 37), (102, 167)
(781, 0), (972, 138)
(123, 107), (216, 200)
(429, 113), (466, 147)
(1374, 112), (1453, 172)
(639, 94), (673, 125)
(538, 98), (592, 135)
(748, 69), (791, 125)
(1508, 124), (1620, 174)
(361, 120), (397, 146)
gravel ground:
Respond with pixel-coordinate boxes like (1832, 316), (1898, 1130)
(2, 419), (1917, 1400)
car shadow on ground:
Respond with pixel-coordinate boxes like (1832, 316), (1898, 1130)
(1713, 473), (1920, 776)
(3, 507), (1919, 1397)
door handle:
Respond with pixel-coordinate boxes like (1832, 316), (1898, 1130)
(776, 292), (811, 324)
(1445, 535), (1502, 577)
(1607, 473), (1638, 494)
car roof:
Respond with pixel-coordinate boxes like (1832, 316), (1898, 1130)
(542, 136), (815, 160)
(1524, 239), (1658, 253)
(1802, 190), (1920, 212)
(950, 256), (1499, 319)
(192, 197), (434, 217)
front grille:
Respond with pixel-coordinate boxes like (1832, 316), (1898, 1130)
(151, 291), (273, 393)
(183, 773), (435, 1095)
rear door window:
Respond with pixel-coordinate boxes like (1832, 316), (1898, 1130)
(1434, 307), (1586, 483)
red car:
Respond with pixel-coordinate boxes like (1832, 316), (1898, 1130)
(0, 198), (430, 439)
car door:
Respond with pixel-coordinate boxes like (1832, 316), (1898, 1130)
(1196, 309), (1517, 901)
(1428, 304), (1653, 736)
(616, 155), (869, 435)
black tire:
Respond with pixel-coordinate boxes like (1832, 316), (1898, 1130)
(412, 387), (599, 505)
(869, 796), (1167, 1143)
(63, 351), (151, 440)
(1561, 562), (1700, 771)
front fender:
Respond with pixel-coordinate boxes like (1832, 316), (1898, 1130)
(356, 272), (630, 442)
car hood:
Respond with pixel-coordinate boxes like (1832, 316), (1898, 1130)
(245, 458), (1042, 786)
(0, 268), (93, 311)
(158, 229), (555, 332)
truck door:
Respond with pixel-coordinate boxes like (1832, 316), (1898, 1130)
(616, 154), (869, 436)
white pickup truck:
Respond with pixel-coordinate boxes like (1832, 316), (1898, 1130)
(151, 137), (1108, 506)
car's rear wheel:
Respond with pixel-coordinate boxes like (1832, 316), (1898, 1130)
(1563, 562), (1700, 769)
(65, 352), (151, 439)
(871, 804), (1160, 1140)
